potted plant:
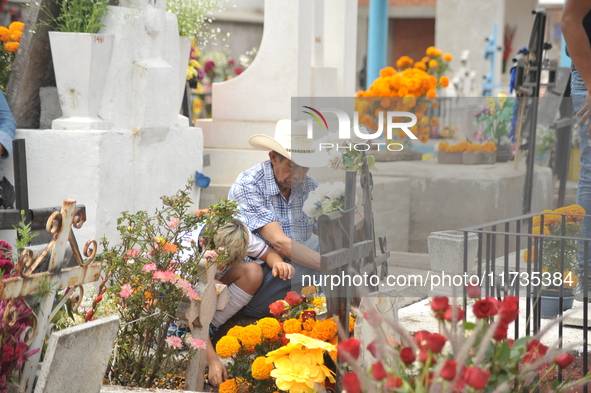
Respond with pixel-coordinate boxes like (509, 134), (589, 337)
(43, 0), (113, 127)
(524, 204), (585, 318)
(474, 95), (515, 162)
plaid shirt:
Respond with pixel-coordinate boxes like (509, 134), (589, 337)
(228, 160), (318, 243)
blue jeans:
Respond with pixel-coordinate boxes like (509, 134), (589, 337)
(573, 69), (591, 271)
(240, 236), (321, 318)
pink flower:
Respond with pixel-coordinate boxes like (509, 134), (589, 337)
(152, 270), (177, 283)
(142, 263), (157, 273)
(120, 284), (133, 299)
(191, 338), (207, 350)
(126, 248), (140, 257)
(167, 217), (180, 229)
(203, 250), (218, 260)
(165, 336), (183, 349)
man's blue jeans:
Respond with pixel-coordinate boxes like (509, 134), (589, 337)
(240, 236), (321, 318)
(573, 69), (591, 271)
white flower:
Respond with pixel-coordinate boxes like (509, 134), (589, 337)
(327, 149), (347, 171)
(314, 183), (332, 198)
(303, 196), (320, 218)
(326, 182), (345, 200)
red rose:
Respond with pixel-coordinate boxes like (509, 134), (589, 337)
(524, 339), (548, 364)
(386, 374), (403, 389)
(440, 359), (457, 381)
(555, 353), (575, 369)
(507, 339), (515, 348)
(473, 298), (499, 319)
(301, 310), (316, 321)
(284, 291), (302, 306)
(367, 340), (379, 358)
(342, 372), (362, 393)
(466, 283), (482, 298)
(372, 361), (387, 380)
(414, 330), (432, 347)
(443, 305), (465, 322)
(426, 333), (447, 354)
(400, 347), (416, 365)
(463, 366), (490, 390)
(269, 301), (285, 315)
(493, 320), (508, 341)
(338, 338), (361, 362)
(498, 296), (519, 324)
(430, 296), (449, 314)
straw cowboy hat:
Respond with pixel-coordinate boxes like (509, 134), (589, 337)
(249, 119), (328, 168)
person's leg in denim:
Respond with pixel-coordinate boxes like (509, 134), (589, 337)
(573, 69), (591, 300)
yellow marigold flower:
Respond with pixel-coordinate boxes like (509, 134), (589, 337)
(270, 350), (335, 393)
(537, 209), (562, 226)
(557, 204), (586, 222)
(252, 356), (274, 380)
(8, 21), (24, 32)
(542, 268), (549, 275)
(256, 317), (281, 340)
(312, 297), (325, 309)
(563, 271), (578, 288)
(532, 226), (550, 236)
(443, 53), (453, 61)
(0, 27), (10, 43)
(10, 31), (21, 42)
(428, 59), (439, 69)
(434, 49), (443, 57)
(227, 325), (244, 338)
(216, 336), (241, 359)
(426, 46), (437, 56)
(238, 324), (262, 350)
(422, 56), (430, 64)
(522, 247), (537, 263)
(284, 318), (302, 334)
(310, 319), (337, 341)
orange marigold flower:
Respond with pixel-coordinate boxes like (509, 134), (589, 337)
(397, 130), (408, 138)
(438, 142), (449, 152)
(10, 31), (21, 42)
(194, 208), (210, 217)
(430, 117), (440, 127)
(434, 49), (443, 57)
(310, 318), (337, 341)
(432, 100), (440, 109)
(251, 356), (274, 380)
(283, 318), (307, 334)
(238, 324), (262, 349)
(8, 21), (24, 32)
(162, 243), (178, 253)
(227, 325), (244, 338)
(256, 317), (281, 340)
(426, 46), (437, 56)
(532, 226), (550, 236)
(426, 89), (437, 100)
(5, 42), (19, 53)
(349, 316), (355, 333)
(380, 66), (396, 77)
(523, 247), (537, 263)
(216, 336), (241, 358)
(380, 97), (391, 108)
(422, 56), (430, 64)
(303, 318), (316, 331)
(414, 61), (427, 71)
(0, 27), (11, 43)
(443, 53), (453, 62)
(428, 59), (439, 69)
(440, 76), (449, 88)
(419, 134), (430, 143)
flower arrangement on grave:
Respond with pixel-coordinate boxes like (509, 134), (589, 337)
(339, 295), (591, 393)
(95, 185), (236, 388)
(41, 0), (109, 33)
(302, 181), (347, 222)
(355, 47), (453, 145)
(474, 95), (515, 146)
(522, 204), (586, 291)
(438, 141), (497, 153)
(0, 21), (22, 92)
(215, 287), (354, 393)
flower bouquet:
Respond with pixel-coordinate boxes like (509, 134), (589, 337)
(355, 46), (453, 146)
(339, 295), (591, 392)
(474, 95), (515, 146)
(0, 21), (23, 92)
(302, 181), (347, 222)
(523, 205), (585, 293)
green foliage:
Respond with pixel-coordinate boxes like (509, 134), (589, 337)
(97, 183), (238, 388)
(13, 210), (38, 250)
(167, 0), (227, 44)
(43, 0), (109, 34)
(475, 96), (516, 143)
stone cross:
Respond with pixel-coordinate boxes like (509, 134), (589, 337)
(0, 200), (102, 393)
(176, 259), (230, 391)
(452, 50), (477, 97)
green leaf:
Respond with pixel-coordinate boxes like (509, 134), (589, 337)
(463, 321), (476, 330)
(496, 341), (511, 363)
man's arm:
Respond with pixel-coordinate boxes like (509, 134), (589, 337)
(257, 221), (321, 270)
(0, 92), (15, 158)
(259, 247), (295, 280)
(562, 0), (591, 132)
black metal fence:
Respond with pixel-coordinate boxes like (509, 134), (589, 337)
(461, 210), (590, 389)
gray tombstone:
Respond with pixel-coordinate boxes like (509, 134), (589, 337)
(34, 315), (120, 393)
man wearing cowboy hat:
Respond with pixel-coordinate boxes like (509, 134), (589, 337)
(228, 119), (327, 317)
